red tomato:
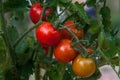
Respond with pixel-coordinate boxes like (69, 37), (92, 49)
(36, 22), (61, 47)
(60, 21), (84, 40)
(72, 55), (96, 78)
(30, 3), (52, 23)
(54, 39), (78, 63)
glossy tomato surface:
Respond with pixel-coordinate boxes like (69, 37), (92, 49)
(72, 55), (96, 78)
(60, 21), (84, 40)
(30, 3), (52, 23)
(36, 22), (61, 47)
(54, 39), (78, 63)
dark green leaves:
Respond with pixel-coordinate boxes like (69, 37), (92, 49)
(3, 0), (29, 12)
(86, 0), (96, 7)
(60, 0), (71, 3)
(100, 6), (111, 31)
(70, 2), (89, 24)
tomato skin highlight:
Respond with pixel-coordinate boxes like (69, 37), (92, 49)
(54, 39), (78, 63)
(72, 55), (96, 78)
(60, 21), (84, 40)
(30, 3), (52, 23)
(36, 22), (61, 47)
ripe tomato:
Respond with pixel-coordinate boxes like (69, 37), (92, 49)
(60, 21), (84, 40)
(54, 39), (78, 63)
(36, 22), (61, 47)
(87, 47), (93, 55)
(72, 55), (96, 78)
(30, 3), (52, 23)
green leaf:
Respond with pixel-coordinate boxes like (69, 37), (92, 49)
(71, 2), (89, 24)
(3, 0), (29, 12)
(111, 56), (119, 66)
(98, 29), (105, 48)
(0, 37), (11, 76)
(102, 34), (117, 58)
(15, 37), (34, 65)
(100, 7), (111, 31)
(86, 0), (96, 7)
(18, 61), (34, 80)
(48, 63), (66, 80)
(88, 20), (100, 35)
(63, 64), (75, 80)
(60, 0), (71, 3)
(7, 26), (19, 44)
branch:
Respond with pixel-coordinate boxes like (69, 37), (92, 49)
(13, 5), (46, 47)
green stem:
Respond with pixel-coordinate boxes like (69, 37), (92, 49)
(49, 46), (54, 60)
(60, 25), (89, 53)
(0, 1), (20, 79)
(0, 0), (17, 66)
(33, 44), (41, 80)
(57, 4), (70, 17)
(103, 0), (106, 7)
(35, 59), (40, 80)
(13, 6), (46, 48)
(97, 48), (120, 78)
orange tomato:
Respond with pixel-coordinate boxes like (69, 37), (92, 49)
(72, 55), (96, 78)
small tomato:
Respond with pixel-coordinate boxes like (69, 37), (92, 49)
(54, 39), (78, 63)
(72, 55), (96, 78)
(36, 22), (61, 47)
(30, 3), (52, 23)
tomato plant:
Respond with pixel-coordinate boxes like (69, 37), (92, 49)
(30, 3), (52, 23)
(54, 39), (78, 63)
(60, 20), (84, 40)
(36, 22), (61, 47)
(72, 55), (96, 78)
(0, 0), (120, 80)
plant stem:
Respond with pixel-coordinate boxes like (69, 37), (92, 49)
(49, 46), (54, 60)
(13, 6), (46, 48)
(0, 0), (17, 66)
(60, 25), (89, 53)
(98, 48), (120, 78)
(103, 0), (106, 7)
(35, 59), (40, 80)
(0, 1), (20, 79)
(57, 3), (70, 17)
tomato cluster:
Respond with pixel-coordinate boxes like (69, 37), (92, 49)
(30, 2), (96, 78)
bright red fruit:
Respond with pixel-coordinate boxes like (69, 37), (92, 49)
(54, 39), (78, 63)
(36, 22), (61, 47)
(30, 3), (52, 23)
